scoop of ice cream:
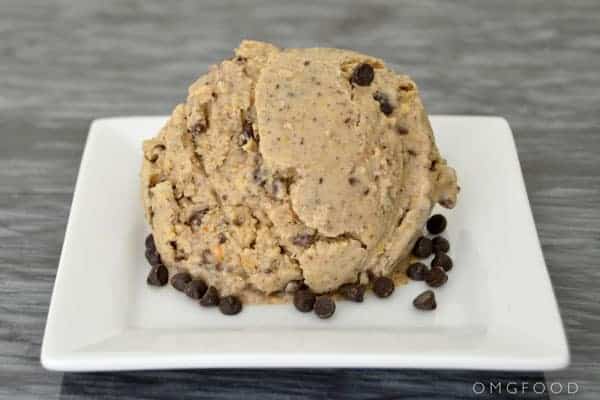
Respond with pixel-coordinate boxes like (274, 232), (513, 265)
(141, 40), (458, 300)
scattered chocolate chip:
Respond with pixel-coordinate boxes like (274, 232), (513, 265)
(292, 232), (316, 248)
(431, 252), (453, 272)
(318, 177), (323, 184)
(200, 286), (220, 306)
(218, 233), (227, 244)
(184, 279), (208, 299)
(314, 296), (336, 319)
(339, 283), (366, 302)
(348, 176), (358, 186)
(294, 289), (316, 312)
(426, 214), (447, 235)
(425, 267), (448, 288)
(170, 272), (192, 291)
(219, 295), (242, 315)
(303, 60), (310, 66)
(147, 265), (168, 286)
(406, 262), (428, 281)
(412, 236), (433, 258)
(373, 276), (395, 298)
(373, 91), (394, 115)
(188, 209), (208, 227)
(351, 63), (374, 86)
(145, 248), (162, 267)
(413, 290), (437, 311)
(145, 234), (156, 252)
(239, 120), (255, 146)
(432, 236), (450, 253)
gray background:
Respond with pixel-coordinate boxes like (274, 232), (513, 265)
(1, 0), (599, 398)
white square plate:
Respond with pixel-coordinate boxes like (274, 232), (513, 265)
(41, 116), (569, 371)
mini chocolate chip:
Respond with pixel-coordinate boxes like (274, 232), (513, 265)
(314, 296), (336, 319)
(239, 120), (255, 146)
(351, 63), (374, 86)
(412, 236), (433, 258)
(425, 267), (448, 288)
(184, 279), (208, 299)
(303, 60), (310, 66)
(188, 209), (208, 227)
(406, 262), (428, 281)
(145, 248), (162, 267)
(413, 290), (437, 311)
(218, 233), (227, 244)
(426, 214), (447, 235)
(432, 236), (450, 253)
(292, 232), (316, 248)
(170, 272), (192, 291)
(396, 124), (409, 135)
(348, 176), (358, 186)
(373, 276), (395, 298)
(431, 252), (453, 272)
(145, 234), (156, 252)
(147, 265), (168, 286)
(373, 91), (394, 115)
(219, 296), (242, 315)
(190, 121), (207, 136)
(253, 167), (267, 187)
(339, 283), (366, 302)
(200, 286), (220, 306)
(294, 289), (316, 312)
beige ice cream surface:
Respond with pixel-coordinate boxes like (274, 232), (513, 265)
(141, 40), (458, 302)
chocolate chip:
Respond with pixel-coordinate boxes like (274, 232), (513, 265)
(432, 236), (450, 253)
(413, 290), (437, 311)
(351, 63), (374, 86)
(145, 234), (156, 252)
(348, 176), (358, 186)
(190, 121), (207, 136)
(218, 233), (227, 244)
(293, 289), (316, 312)
(396, 124), (409, 135)
(219, 296), (242, 315)
(239, 120), (255, 146)
(292, 232), (316, 248)
(373, 276), (395, 298)
(303, 60), (310, 66)
(314, 296), (336, 319)
(200, 286), (220, 306)
(426, 214), (447, 235)
(431, 252), (453, 272)
(145, 248), (162, 267)
(147, 265), (168, 286)
(406, 262), (428, 281)
(188, 209), (208, 227)
(184, 279), (208, 299)
(412, 236), (433, 258)
(425, 267), (448, 288)
(339, 283), (366, 302)
(170, 272), (192, 292)
(373, 91), (394, 115)
(253, 167), (267, 187)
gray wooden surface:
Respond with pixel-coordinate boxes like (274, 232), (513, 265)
(1, 0), (599, 398)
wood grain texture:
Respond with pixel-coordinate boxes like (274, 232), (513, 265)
(1, 0), (599, 398)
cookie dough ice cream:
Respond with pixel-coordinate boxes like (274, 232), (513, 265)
(141, 41), (458, 302)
